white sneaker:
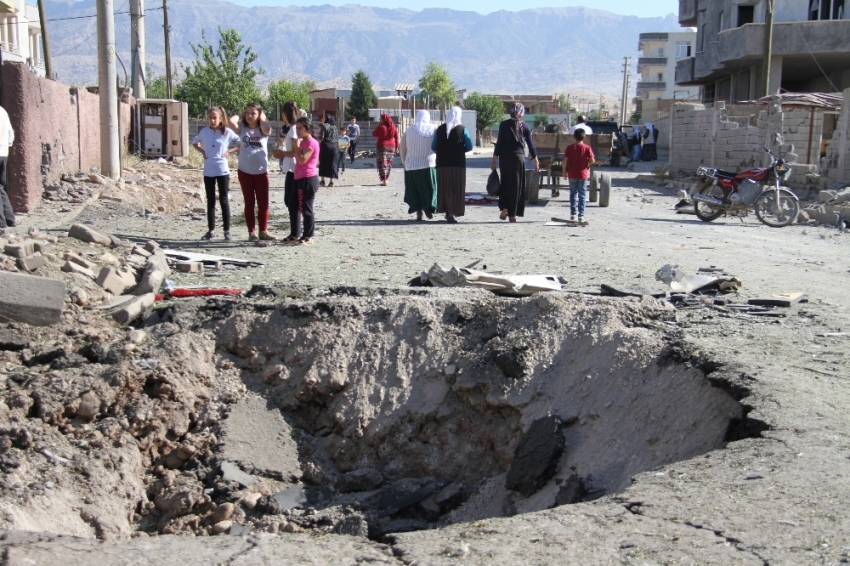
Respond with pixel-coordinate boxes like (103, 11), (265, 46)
(570, 215), (576, 222)
(578, 216), (586, 223)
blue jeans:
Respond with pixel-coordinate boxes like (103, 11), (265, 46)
(569, 178), (588, 218)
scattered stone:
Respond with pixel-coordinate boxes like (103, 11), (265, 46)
(69, 287), (90, 306)
(211, 520), (232, 534)
(175, 261), (203, 273)
(443, 363), (457, 376)
(134, 268), (165, 295)
(241, 493), (262, 510)
(77, 391), (101, 420)
(64, 252), (97, 270)
(112, 293), (155, 325)
(144, 240), (160, 253)
(271, 486), (307, 510)
(213, 502), (235, 522)
(88, 173), (109, 185)
(220, 461), (255, 487)
(4, 239), (36, 258)
(17, 252), (47, 272)
(127, 329), (146, 344)
(505, 415), (565, 497)
(68, 223), (112, 246)
(132, 246), (152, 258)
(0, 272), (66, 326)
(0, 328), (27, 351)
(61, 260), (96, 280)
(332, 515), (369, 537)
(97, 252), (121, 266)
(339, 468), (384, 493)
(96, 266), (138, 296)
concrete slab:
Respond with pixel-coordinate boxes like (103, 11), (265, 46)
(0, 272), (66, 326)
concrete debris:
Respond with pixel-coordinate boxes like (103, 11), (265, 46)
(419, 264), (564, 296)
(96, 266), (137, 296)
(61, 260), (96, 279)
(220, 461), (256, 487)
(112, 292), (155, 325)
(655, 264), (741, 294)
(67, 223), (113, 247)
(0, 272), (66, 326)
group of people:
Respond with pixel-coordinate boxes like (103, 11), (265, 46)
(625, 123), (659, 162)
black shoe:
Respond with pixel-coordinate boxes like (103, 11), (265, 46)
(425, 210), (433, 219)
(416, 210), (424, 221)
(446, 215), (458, 224)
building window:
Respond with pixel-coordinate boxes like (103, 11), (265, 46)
(657, 72), (664, 81)
(676, 41), (692, 59)
(718, 10), (725, 31)
(737, 5), (754, 25)
(657, 47), (664, 57)
(835, 0), (844, 18)
(809, 0), (820, 20)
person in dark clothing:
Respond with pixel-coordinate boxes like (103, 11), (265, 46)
(490, 103), (538, 222)
(642, 122), (658, 161)
(317, 113), (339, 187)
(432, 106), (473, 223)
(0, 104), (16, 231)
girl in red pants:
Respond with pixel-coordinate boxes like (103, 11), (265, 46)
(228, 103), (275, 241)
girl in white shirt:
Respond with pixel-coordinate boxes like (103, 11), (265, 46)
(272, 101), (302, 242)
(191, 107), (240, 241)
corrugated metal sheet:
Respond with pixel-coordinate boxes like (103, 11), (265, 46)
(742, 93), (843, 108)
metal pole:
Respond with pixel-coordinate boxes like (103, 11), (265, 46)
(96, 0), (120, 178)
(163, 0), (172, 98)
(36, 0), (52, 79)
(761, 0), (774, 97)
(130, 0), (145, 99)
(620, 57), (630, 125)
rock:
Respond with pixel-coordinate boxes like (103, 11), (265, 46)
(4, 239), (36, 258)
(443, 363), (457, 376)
(146, 250), (171, 277)
(132, 246), (152, 258)
(77, 391), (100, 420)
(61, 260), (96, 280)
(283, 522), (301, 533)
(241, 493), (262, 510)
(127, 329), (146, 344)
(17, 252), (47, 272)
(112, 293), (155, 325)
(339, 468), (384, 493)
(212, 502), (235, 522)
(163, 451), (185, 470)
(96, 266), (137, 296)
(332, 515), (369, 537)
(144, 240), (160, 253)
(68, 223), (113, 246)
(134, 269), (165, 295)
(0, 328), (27, 351)
(155, 172), (172, 182)
(175, 261), (203, 273)
(220, 461), (255, 487)
(97, 252), (121, 266)
(89, 173), (109, 185)
(554, 472), (581, 506)
(505, 415), (565, 497)
(0, 272), (66, 326)
(63, 252), (97, 270)
(69, 287), (89, 306)
(211, 520), (232, 534)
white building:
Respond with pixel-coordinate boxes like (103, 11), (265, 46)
(636, 31), (701, 120)
(0, 0), (45, 77)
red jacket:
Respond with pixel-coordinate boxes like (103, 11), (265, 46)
(372, 124), (399, 149)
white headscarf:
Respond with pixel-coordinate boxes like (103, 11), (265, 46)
(445, 106), (463, 137)
(414, 109), (436, 137)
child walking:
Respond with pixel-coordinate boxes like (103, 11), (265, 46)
(228, 103), (275, 242)
(290, 117), (320, 245)
(191, 107), (240, 240)
(562, 128), (596, 223)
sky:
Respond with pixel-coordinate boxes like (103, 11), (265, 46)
(224, 0), (680, 19)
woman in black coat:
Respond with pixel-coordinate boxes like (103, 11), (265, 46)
(317, 113), (339, 187)
(490, 103), (539, 222)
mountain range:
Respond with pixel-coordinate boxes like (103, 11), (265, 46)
(44, 0), (682, 96)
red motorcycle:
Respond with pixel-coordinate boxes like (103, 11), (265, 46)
(692, 148), (800, 227)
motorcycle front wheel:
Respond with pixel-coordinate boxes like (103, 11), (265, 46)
(754, 188), (800, 227)
(694, 184), (726, 222)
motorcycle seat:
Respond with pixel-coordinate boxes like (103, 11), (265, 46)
(715, 169), (738, 179)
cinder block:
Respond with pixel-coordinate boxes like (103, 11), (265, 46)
(0, 271), (66, 326)
(131, 246), (152, 258)
(4, 239), (36, 258)
(61, 260), (96, 279)
(112, 292), (155, 325)
(63, 251), (96, 270)
(175, 261), (203, 273)
(96, 266), (136, 295)
(17, 252), (47, 272)
(143, 240), (160, 253)
(67, 223), (113, 247)
(134, 268), (165, 295)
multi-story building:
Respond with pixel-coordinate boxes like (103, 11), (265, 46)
(637, 31), (702, 106)
(0, 0), (45, 77)
(675, 0), (850, 103)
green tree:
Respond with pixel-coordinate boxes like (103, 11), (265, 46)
(628, 111), (642, 125)
(265, 78), (316, 117)
(175, 27), (264, 117)
(143, 64), (171, 99)
(558, 94), (573, 113)
(418, 62), (456, 114)
(533, 112), (550, 128)
(347, 70), (377, 121)
(463, 92), (504, 139)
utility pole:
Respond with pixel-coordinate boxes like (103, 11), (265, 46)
(36, 0), (52, 79)
(96, 0), (120, 178)
(620, 56), (630, 125)
(163, 0), (172, 98)
(761, 0), (774, 97)
(130, 0), (145, 98)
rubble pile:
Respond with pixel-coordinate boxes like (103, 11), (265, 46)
(799, 184), (850, 227)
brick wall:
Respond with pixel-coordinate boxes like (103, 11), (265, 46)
(668, 95), (844, 193)
(0, 62), (133, 213)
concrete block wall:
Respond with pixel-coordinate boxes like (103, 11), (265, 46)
(821, 88), (850, 186)
(0, 62), (133, 213)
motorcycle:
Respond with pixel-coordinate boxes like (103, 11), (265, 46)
(692, 148), (800, 227)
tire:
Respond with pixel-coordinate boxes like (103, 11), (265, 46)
(588, 173), (599, 203)
(526, 170), (540, 204)
(694, 184), (726, 222)
(754, 188), (800, 227)
(599, 173), (611, 207)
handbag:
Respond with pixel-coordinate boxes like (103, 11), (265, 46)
(486, 169), (501, 196)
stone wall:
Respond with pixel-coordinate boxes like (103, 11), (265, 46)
(820, 88), (850, 187)
(0, 62), (133, 213)
(667, 94), (847, 193)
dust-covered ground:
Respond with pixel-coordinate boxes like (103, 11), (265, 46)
(3, 149), (850, 565)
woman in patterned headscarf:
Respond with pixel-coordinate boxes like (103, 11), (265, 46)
(490, 103), (538, 222)
(372, 113), (400, 186)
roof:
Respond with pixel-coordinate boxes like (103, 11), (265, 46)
(395, 83), (416, 92)
(741, 92), (843, 108)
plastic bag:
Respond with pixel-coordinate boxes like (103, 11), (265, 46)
(486, 170), (501, 196)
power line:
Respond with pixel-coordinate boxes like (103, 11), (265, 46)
(51, 0), (133, 57)
(47, 5), (161, 22)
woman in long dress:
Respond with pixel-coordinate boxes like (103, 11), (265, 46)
(490, 103), (538, 222)
(372, 113), (399, 186)
(317, 113), (339, 187)
(432, 106), (473, 224)
(400, 109), (438, 221)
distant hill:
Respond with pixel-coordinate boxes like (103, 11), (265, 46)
(44, 0), (680, 96)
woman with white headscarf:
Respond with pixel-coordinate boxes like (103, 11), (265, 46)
(490, 103), (538, 222)
(642, 122), (658, 161)
(400, 109), (438, 221)
(432, 105), (473, 223)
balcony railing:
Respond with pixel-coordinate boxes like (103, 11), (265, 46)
(639, 33), (669, 41)
(0, 41), (20, 55)
(638, 57), (668, 69)
(30, 57), (44, 69)
(636, 81), (666, 93)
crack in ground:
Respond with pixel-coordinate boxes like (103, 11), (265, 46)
(682, 520), (770, 566)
